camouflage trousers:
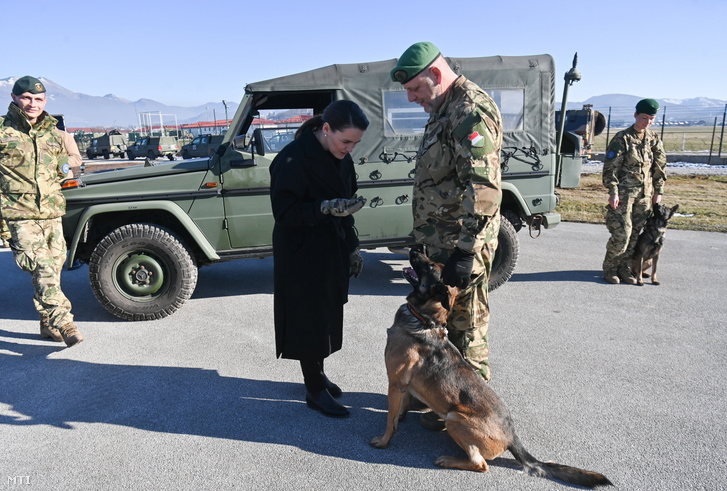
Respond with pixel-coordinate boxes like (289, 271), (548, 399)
(423, 214), (500, 382)
(6, 218), (74, 329)
(603, 188), (651, 275)
(0, 213), (10, 241)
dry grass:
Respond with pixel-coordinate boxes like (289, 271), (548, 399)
(557, 174), (727, 233)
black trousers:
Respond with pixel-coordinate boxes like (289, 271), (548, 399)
(300, 358), (326, 392)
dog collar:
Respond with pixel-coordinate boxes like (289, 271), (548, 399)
(407, 303), (430, 326)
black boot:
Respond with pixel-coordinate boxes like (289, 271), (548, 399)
(306, 389), (349, 418)
(322, 374), (342, 398)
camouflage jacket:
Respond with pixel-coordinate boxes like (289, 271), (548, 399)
(412, 76), (503, 253)
(602, 125), (667, 197)
(0, 103), (70, 220)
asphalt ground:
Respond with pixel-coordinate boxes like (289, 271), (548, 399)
(1, 222), (726, 490)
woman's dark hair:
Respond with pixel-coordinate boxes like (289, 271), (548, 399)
(295, 100), (369, 139)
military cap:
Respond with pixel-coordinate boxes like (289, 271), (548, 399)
(390, 42), (441, 84)
(635, 98), (659, 115)
(12, 76), (46, 95)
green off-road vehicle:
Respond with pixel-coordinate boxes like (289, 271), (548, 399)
(86, 130), (128, 159)
(181, 134), (225, 159)
(61, 53), (587, 320)
(127, 136), (179, 161)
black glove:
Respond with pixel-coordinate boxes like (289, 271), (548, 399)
(441, 248), (475, 289)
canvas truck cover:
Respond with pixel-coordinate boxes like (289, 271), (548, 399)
(242, 54), (556, 167)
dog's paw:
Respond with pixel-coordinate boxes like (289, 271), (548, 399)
(636, 280), (644, 286)
(370, 436), (389, 449)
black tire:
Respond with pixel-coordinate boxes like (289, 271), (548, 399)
(182, 150), (190, 160)
(488, 216), (519, 291)
(102, 149), (110, 159)
(147, 150), (156, 160)
(118, 152), (126, 159)
(167, 154), (175, 161)
(128, 151), (135, 160)
(86, 150), (95, 159)
(88, 224), (198, 321)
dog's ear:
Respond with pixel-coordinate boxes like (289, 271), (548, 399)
(669, 204), (679, 218)
(433, 283), (451, 311)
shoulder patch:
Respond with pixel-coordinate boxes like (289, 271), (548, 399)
(62, 163), (70, 175)
(454, 113), (495, 159)
(606, 150), (615, 159)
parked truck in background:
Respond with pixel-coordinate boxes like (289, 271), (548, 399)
(86, 130), (128, 159)
(60, 53), (585, 320)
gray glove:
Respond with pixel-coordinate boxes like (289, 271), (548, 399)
(349, 248), (363, 278)
(320, 195), (366, 217)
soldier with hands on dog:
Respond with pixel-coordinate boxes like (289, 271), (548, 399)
(391, 41), (503, 394)
(602, 98), (667, 285)
(269, 100), (369, 418)
(0, 76), (83, 346)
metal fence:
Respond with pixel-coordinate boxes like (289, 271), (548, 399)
(587, 104), (726, 157)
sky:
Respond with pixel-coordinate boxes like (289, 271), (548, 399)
(2, 0), (725, 107)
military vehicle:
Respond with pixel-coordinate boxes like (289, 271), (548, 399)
(86, 130), (128, 159)
(127, 136), (179, 160)
(61, 53), (584, 321)
(181, 134), (225, 159)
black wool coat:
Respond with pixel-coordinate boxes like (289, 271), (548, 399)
(269, 128), (360, 360)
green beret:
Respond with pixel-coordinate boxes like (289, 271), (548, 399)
(390, 42), (441, 84)
(12, 76), (46, 95)
(635, 98), (659, 116)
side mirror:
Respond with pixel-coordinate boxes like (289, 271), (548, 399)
(252, 128), (266, 156)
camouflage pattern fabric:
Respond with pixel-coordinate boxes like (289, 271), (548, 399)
(603, 125), (666, 197)
(1, 103), (74, 328)
(602, 125), (667, 275)
(0, 212), (9, 242)
(7, 218), (74, 328)
(603, 190), (651, 275)
(0, 103), (69, 221)
(413, 76), (503, 381)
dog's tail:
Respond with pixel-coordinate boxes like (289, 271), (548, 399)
(509, 434), (613, 488)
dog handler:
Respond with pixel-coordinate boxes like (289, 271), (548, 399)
(0, 76), (83, 346)
(269, 100), (369, 418)
(391, 42), (503, 392)
(602, 98), (667, 285)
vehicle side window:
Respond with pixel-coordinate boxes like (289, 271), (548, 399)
(383, 88), (525, 136)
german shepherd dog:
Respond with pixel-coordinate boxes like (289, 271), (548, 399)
(370, 250), (612, 488)
(631, 203), (679, 286)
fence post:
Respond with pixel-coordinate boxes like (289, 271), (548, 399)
(605, 106), (612, 151)
(660, 107), (666, 141)
(719, 104), (726, 158)
(708, 117), (717, 165)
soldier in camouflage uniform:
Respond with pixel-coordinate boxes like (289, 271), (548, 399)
(392, 42), (503, 390)
(602, 98), (667, 285)
(0, 76), (84, 346)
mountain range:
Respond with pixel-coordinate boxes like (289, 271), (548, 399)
(1, 76), (725, 129)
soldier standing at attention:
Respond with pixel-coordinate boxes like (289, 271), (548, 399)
(391, 42), (502, 400)
(0, 76), (84, 346)
(602, 98), (667, 285)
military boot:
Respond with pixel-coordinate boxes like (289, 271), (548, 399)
(603, 270), (620, 284)
(58, 322), (84, 347)
(618, 269), (637, 285)
(39, 316), (64, 342)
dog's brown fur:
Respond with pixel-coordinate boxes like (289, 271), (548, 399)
(370, 250), (612, 488)
(632, 203), (679, 286)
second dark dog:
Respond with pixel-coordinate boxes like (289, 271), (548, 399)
(370, 249), (612, 488)
(631, 203), (679, 286)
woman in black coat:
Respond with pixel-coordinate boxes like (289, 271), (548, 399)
(269, 100), (369, 418)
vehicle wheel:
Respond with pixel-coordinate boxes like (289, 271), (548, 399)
(488, 216), (519, 291)
(501, 208), (523, 232)
(182, 150), (190, 159)
(148, 150), (156, 160)
(88, 223), (198, 321)
(128, 152), (135, 160)
(86, 150), (95, 159)
(167, 154), (175, 161)
(118, 152), (126, 159)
